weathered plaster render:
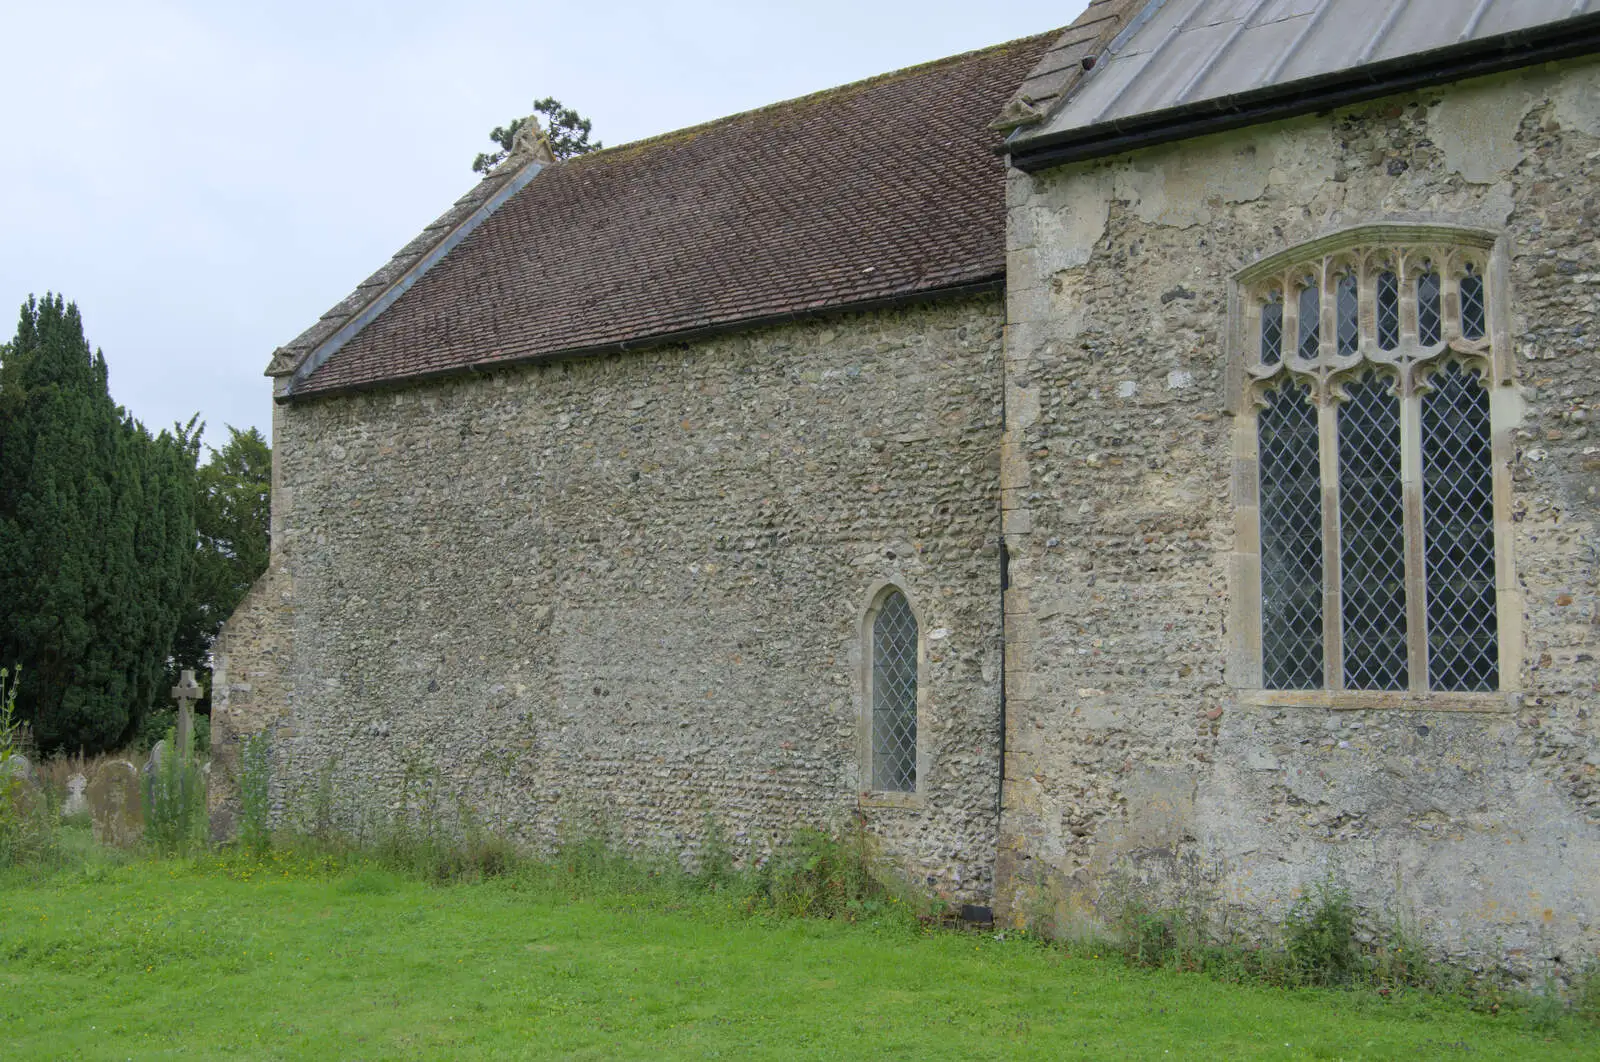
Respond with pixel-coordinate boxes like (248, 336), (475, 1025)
(998, 61), (1600, 969)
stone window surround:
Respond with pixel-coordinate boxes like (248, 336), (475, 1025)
(1224, 223), (1523, 713)
(857, 578), (931, 808)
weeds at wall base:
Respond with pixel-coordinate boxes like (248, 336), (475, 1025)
(12, 726), (1599, 1037)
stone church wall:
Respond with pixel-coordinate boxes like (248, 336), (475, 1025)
(998, 61), (1600, 968)
(217, 296), (1007, 901)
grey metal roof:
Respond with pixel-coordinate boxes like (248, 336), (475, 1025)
(992, 0), (1146, 130)
(1012, 0), (1600, 156)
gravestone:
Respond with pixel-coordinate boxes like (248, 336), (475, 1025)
(61, 772), (89, 818)
(86, 760), (142, 846)
(1, 754), (38, 815)
(145, 739), (169, 776)
(2, 753), (31, 783)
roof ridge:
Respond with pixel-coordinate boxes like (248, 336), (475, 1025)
(559, 28), (1065, 168)
(284, 27), (1059, 397)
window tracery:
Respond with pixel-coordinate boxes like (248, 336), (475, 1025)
(1230, 228), (1514, 699)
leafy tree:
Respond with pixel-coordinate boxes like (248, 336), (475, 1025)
(170, 425), (271, 692)
(0, 295), (198, 753)
(472, 97), (601, 173)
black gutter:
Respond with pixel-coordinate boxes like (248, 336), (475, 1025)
(280, 276), (1005, 402)
(1007, 12), (1600, 173)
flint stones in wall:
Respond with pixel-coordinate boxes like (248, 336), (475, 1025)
(87, 760), (142, 846)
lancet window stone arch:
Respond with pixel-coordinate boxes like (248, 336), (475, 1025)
(1226, 226), (1520, 706)
(858, 581), (926, 800)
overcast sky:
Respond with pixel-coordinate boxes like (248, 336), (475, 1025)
(1, 1), (1084, 450)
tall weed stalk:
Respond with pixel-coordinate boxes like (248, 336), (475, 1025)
(238, 731), (272, 857)
(144, 726), (206, 855)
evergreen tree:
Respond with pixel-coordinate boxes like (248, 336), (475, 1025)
(0, 295), (198, 752)
(171, 425), (271, 692)
(472, 97), (601, 173)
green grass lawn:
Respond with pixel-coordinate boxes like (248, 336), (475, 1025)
(0, 859), (1594, 1061)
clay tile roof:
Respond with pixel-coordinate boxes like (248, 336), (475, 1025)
(285, 30), (1058, 398)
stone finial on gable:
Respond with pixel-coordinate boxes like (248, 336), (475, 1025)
(990, 95), (1047, 131)
(505, 115), (556, 168)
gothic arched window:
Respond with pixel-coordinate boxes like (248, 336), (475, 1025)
(867, 587), (920, 792)
(1229, 227), (1517, 704)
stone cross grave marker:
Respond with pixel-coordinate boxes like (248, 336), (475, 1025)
(171, 669), (202, 759)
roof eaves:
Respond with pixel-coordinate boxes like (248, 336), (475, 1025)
(1007, 10), (1600, 172)
(270, 158), (545, 397)
(285, 275), (1007, 403)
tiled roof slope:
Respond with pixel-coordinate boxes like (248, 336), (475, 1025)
(267, 159), (537, 379)
(291, 31), (1056, 397)
(992, 0), (1147, 131)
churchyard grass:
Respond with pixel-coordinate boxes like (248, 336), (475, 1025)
(2, 856), (1596, 1060)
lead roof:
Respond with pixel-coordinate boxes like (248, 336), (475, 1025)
(1010, 0), (1600, 151)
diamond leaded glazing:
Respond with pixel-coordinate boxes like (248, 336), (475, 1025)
(1422, 363), (1498, 692)
(1261, 295), (1283, 365)
(1242, 233), (1505, 697)
(1336, 274), (1359, 357)
(1298, 284), (1321, 361)
(1418, 270), (1442, 346)
(1259, 381), (1324, 690)
(871, 590), (918, 792)
(1376, 271), (1400, 350)
(1460, 268), (1486, 341)
(1338, 371), (1408, 690)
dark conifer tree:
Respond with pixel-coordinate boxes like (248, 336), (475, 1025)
(170, 425), (271, 696)
(0, 295), (198, 752)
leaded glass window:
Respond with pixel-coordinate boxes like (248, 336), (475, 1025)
(1298, 283), (1320, 361)
(870, 589), (918, 792)
(1377, 270), (1400, 351)
(1260, 291), (1283, 366)
(1417, 267), (1442, 346)
(1421, 362), (1498, 691)
(1460, 265), (1486, 341)
(1337, 372), (1407, 691)
(1236, 230), (1508, 697)
(1258, 381), (1323, 690)
(1336, 273), (1360, 358)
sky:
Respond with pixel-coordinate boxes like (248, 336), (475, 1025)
(0, 1), (1086, 450)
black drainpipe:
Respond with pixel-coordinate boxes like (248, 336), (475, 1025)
(996, 365), (1010, 824)
(997, 534), (1010, 821)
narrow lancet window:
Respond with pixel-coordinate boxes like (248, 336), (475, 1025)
(871, 590), (918, 792)
(1376, 270), (1400, 350)
(1260, 292), (1283, 365)
(1460, 265), (1486, 340)
(1338, 371), (1408, 691)
(1418, 268), (1442, 346)
(1258, 381), (1324, 690)
(1336, 273), (1359, 357)
(1421, 363), (1498, 691)
(1298, 283), (1321, 360)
